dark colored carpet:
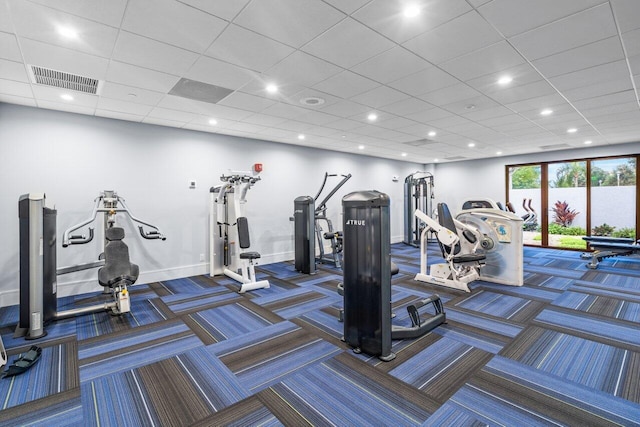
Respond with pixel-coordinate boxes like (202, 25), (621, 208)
(1, 244), (640, 426)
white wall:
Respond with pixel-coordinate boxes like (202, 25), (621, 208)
(0, 103), (423, 306)
(431, 143), (640, 218)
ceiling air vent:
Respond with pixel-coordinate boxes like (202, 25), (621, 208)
(30, 65), (101, 94)
(539, 143), (571, 150)
(404, 139), (436, 147)
(169, 78), (234, 104)
(444, 155), (467, 161)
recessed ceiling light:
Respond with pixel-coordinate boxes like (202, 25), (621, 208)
(496, 151), (503, 155)
(266, 84), (278, 94)
(367, 113), (377, 122)
(403, 5), (420, 18)
(401, 152), (407, 157)
(298, 134), (305, 140)
(428, 131), (436, 137)
(434, 158), (439, 162)
(208, 118), (218, 125)
(341, 135), (346, 138)
(567, 128), (577, 133)
(584, 140), (593, 145)
(540, 109), (553, 116)
(57, 26), (78, 39)
(497, 76), (512, 85)
(358, 145), (365, 150)
(60, 94), (73, 101)
(468, 142), (476, 147)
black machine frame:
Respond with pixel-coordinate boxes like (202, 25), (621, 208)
(403, 171), (434, 247)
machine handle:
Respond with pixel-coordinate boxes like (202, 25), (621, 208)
(138, 226), (166, 240)
(63, 228), (94, 247)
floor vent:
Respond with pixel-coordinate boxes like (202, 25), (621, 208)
(30, 65), (100, 94)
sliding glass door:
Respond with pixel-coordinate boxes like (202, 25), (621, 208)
(508, 164), (542, 246)
(590, 157), (636, 239)
(547, 161), (587, 249)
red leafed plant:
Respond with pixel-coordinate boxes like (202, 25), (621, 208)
(553, 200), (579, 227)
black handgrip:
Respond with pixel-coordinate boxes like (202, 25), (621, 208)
(138, 226), (166, 240)
(64, 228), (94, 247)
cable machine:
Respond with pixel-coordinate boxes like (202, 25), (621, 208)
(403, 171), (434, 247)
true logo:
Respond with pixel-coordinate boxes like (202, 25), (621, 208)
(345, 219), (365, 226)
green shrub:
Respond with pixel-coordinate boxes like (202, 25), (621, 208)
(592, 223), (615, 236)
(548, 223), (586, 236)
(612, 228), (636, 238)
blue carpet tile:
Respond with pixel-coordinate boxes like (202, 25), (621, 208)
(1, 243), (640, 425)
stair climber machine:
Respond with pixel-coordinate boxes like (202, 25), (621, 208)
(293, 172), (351, 274)
(341, 191), (446, 361)
(403, 172), (434, 247)
(16, 192), (165, 340)
(209, 168), (269, 293)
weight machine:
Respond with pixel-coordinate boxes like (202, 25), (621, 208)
(404, 172), (434, 247)
(293, 173), (351, 274)
(16, 192), (164, 340)
(209, 171), (269, 293)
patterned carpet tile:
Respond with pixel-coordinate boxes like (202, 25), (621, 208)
(161, 288), (240, 315)
(533, 307), (640, 351)
(552, 291), (640, 322)
(475, 282), (561, 302)
(523, 272), (574, 289)
(570, 282), (640, 303)
(262, 352), (438, 426)
(0, 339), (78, 411)
(186, 302), (275, 343)
(501, 326), (640, 403)
(154, 276), (220, 295)
(78, 319), (203, 382)
(2, 316), (76, 351)
(444, 307), (523, 338)
(581, 271), (640, 290)
(434, 321), (510, 355)
(525, 263), (586, 280)
(439, 355), (640, 426)
(0, 389), (82, 427)
(82, 346), (249, 427)
(192, 395), (280, 427)
(454, 289), (540, 319)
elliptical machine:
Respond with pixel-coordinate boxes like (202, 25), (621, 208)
(293, 172), (351, 274)
(341, 190), (445, 361)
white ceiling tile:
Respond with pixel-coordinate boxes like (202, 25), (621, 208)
(622, 28), (640, 58)
(418, 83), (481, 106)
(217, 92), (275, 112)
(312, 70), (379, 99)
(439, 41), (525, 81)
(467, 0), (492, 7)
(222, 121), (267, 134)
(510, 4), (617, 61)
(479, 0), (605, 38)
(96, 97), (153, 115)
(0, 79), (32, 98)
(402, 11), (502, 64)
(236, 113), (288, 127)
(350, 85), (410, 108)
(25, 0), (128, 27)
(379, 97), (433, 116)
(274, 120), (314, 132)
(36, 99), (95, 115)
(563, 78), (634, 102)
(20, 38), (110, 79)
(185, 56), (255, 90)
(96, 110), (145, 123)
(322, 0), (371, 15)
(148, 106), (199, 122)
(234, 0), (345, 48)
(112, 31), (199, 76)
(0, 93), (36, 106)
(397, 122), (438, 137)
(549, 60), (629, 91)
(319, 99), (371, 117)
(122, 0), (226, 53)
(305, 125), (341, 137)
(177, 0), (251, 21)
(405, 106), (452, 122)
(260, 102), (309, 120)
(0, 32), (22, 62)
(156, 95), (254, 120)
(489, 80), (558, 104)
(287, 88), (341, 109)
(10, 1), (119, 58)
(31, 84), (98, 108)
(611, 0), (640, 32)
(205, 25), (295, 73)
(353, 0), (472, 44)
(302, 18), (395, 69)
(264, 51), (342, 88)
(466, 63), (543, 94)
(99, 82), (164, 106)
(388, 66), (459, 96)
(0, 2), (12, 32)
(106, 61), (180, 93)
(376, 116), (417, 130)
(505, 93), (567, 113)
(142, 116), (187, 128)
(532, 36), (624, 78)
(0, 59), (28, 82)
(326, 118), (366, 131)
(350, 46), (432, 84)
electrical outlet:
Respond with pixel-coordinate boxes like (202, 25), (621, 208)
(199, 253), (205, 261)
(189, 180), (197, 189)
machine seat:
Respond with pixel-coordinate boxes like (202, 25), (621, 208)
(98, 227), (139, 287)
(239, 251), (261, 260)
(452, 253), (486, 263)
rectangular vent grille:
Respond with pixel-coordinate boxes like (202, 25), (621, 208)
(444, 155), (467, 160)
(404, 138), (436, 147)
(31, 65), (99, 94)
(539, 143), (571, 150)
(169, 78), (234, 104)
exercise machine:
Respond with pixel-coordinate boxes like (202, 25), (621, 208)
(210, 171), (269, 293)
(403, 172), (434, 247)
(414, 204), (487, 292)
(461, 198), (503, 211)
(581, 236), (640, 269)
(16, 193), (148, 340)
(456, 207), (524, 287)
(342, 190), (446, 361)
(292, 172), (351, 273)
(521, 198), (538, 231)
(0, 334), (6, 369)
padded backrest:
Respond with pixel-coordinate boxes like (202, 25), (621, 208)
(437, 203), (461, 256)
(237, 217), (251, 249)
(105, 226), (125, 241)
(100, 227), (135, 285)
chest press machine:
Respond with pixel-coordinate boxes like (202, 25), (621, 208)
(209, 171), (269, 293)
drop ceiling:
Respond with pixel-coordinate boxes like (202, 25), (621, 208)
(1, 0), (639, 163)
